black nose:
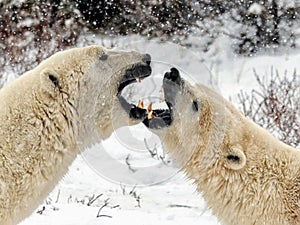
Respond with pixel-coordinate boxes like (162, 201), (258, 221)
(164, 67), (181, 85)
(142, 53), (151, 65)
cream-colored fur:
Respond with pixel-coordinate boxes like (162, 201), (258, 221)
(0, 46), (146, 225)
(152, 79), (300, 225)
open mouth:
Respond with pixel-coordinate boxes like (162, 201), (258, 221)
(117, 56), (152, 120)
(142, 67), (182, 129)
(117, 55), (181, 129)
(117, 64), (152, 94)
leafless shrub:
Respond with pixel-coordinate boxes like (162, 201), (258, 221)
(74, 0), (200, 42)
(0, 0), (83, 78)
(0, 0), (201, 83)
(37, 190), (61, 214)
(237, 68), (300, 148)
(128, 185), (141, 208)
(67, 193), (104, 206)
(119, 184), (142, 207)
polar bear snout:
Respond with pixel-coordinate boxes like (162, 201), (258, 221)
(117, 61), (152, 94)
(163, 67), (183, 107)
(116, 55), (152, 124)
(141, 68), (183, 129)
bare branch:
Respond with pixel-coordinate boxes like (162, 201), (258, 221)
(96, 198), (112, 218)
(55, 189), (60, 204)
(125, 154), (136, 173)
(238, 69), (300, 148)
(87, 194), (103, 206)
(36, 206), (46, 215)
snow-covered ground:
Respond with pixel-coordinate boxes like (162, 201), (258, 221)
(18, 35), (300, 225)
(21, 156), (219, 225)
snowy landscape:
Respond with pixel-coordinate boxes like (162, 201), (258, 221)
(16, 35), (299, 225)
(1, 1), (300, 225)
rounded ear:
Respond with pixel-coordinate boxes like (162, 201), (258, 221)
(224, 147), (246, 170)
(40, 69), (59, 97)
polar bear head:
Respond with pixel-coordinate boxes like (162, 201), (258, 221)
(34, 45), (151, 148)
(0, 46), (152, 162)
(124, 68), (300, 224)
(0, 45), (152, 225)
(141, 68), (246, 170)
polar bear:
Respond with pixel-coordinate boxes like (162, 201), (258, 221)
(125, 68), (300, 225)
(0, 45), (151, 225)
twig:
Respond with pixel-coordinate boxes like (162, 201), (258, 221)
(169, 204), (193, 209)
(125, 154), (136, 173)
(96, 198), (111, 218)
(87, 194), (103, 206)
(144, 138), (158, 158)
(144, 138), (170, 165)
(111, 204), (120, 209)
(135, 195), (141, 208)
(67, 195), (72, 204)
(129, 186), (142, 208)
(37, 206), (46, 215)
(97, 215), (112, 218)
(120, 183), (126, 195)
(55, 189), (60, 204)
(129, 185), (136, 195)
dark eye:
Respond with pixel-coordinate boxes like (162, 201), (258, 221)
(48, 74), (58, 87)
(227, 154), (240, 163)
(192, 99), (199, 112)
(99, 54), (108, 61)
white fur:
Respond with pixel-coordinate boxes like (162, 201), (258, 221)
(152, 80), (300, 225)
(0, 46), (145, 225)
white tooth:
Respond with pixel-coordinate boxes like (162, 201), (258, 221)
(147, 102), (153, 112)
(147, 111), (154, 119)
(137, 100), (144, 109)
(135, 77), (141, 83)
